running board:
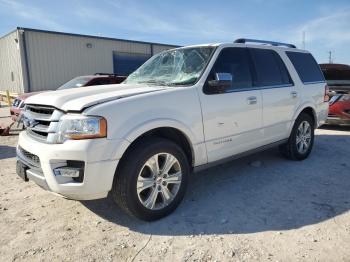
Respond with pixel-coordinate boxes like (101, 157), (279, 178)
(193, 139), (288, 173)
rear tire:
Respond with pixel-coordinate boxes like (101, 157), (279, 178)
(279, 113), (315, 160)
(111, 137), (189, 221)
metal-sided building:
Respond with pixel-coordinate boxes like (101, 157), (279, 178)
(0, 27), (178, 94)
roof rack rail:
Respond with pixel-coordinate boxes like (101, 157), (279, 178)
(234, 38), (296, 48)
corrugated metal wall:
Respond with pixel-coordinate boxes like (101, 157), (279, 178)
(152, 44), (176, 54)
(0, 31), (25, 93)
(25, 30), (177, 91)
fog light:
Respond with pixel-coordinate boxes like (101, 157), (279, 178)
(53, 160), (85, 182)
(54, 167), (81, 178)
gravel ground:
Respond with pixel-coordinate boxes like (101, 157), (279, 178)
(1, 106), (350, 262)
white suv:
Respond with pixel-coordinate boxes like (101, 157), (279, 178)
(17, 39), (329, 221)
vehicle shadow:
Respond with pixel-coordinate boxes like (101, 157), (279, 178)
(0, 145), (16, 160)
(82, 133), (350, 235)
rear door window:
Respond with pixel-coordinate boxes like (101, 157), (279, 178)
(249, 48), (292, 87)
(286, 52), (325, 84)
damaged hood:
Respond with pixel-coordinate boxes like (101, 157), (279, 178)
(24, 84), (166, 111)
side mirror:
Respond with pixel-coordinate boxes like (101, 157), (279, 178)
(208, 73), (232, 93)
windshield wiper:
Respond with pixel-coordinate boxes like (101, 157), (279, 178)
(168, 78), (197, 86)
(167, 82), (185, 86)
(138, 80), (170, 86)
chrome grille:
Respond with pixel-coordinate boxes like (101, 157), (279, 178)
(24, 104), (64, 143)
(26, 105), (55, 115)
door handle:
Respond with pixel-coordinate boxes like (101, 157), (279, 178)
(247, 96), (257, 105)
(291, 91), (298, 98)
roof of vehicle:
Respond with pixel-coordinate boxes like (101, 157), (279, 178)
(174, 39), (305, 53)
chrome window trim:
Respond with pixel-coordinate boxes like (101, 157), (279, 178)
(302, 81), (326, 85)
(217, 83), (294, 94)
(259, 83), (294, 89)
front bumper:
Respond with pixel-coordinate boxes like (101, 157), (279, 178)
(16, 131), (129, 200)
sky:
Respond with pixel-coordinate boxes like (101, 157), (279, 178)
(0, 0), (349, 64)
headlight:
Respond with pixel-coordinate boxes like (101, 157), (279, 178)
(57, 115), (107, 143)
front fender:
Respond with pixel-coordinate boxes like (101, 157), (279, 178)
(109, 118), (208, 166)
(123, 118), (197, 144)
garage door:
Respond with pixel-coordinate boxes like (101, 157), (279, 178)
(113, 52), (151, 76)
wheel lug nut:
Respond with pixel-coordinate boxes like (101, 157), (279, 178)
(162, 181), (167, 186)
(158, 186), (161, 191)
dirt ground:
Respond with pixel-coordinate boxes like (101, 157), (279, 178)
(0, 106), (350, 262)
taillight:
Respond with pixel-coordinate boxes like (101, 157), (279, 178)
(324, 84), (330, 102)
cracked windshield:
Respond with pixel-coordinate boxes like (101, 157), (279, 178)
(124, 47), (214, 86)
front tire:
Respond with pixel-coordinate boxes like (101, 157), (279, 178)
(111, 137), (189, 221)
(279, 113), (315, 160)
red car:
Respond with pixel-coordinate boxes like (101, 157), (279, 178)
(10, 91), (43, 121)
(320, 64), (350, 125)
(10, 74), (126, 121)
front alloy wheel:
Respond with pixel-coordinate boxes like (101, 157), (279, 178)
(112, 138), (189, 221)
(137, 153), (182, 210)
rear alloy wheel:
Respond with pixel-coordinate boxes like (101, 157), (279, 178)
(279, 113), (315, 160)
(295, 121), (312, 154)
(112, 138), (189, 221)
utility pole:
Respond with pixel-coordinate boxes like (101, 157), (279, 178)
(328, 51), (333, 64)
(302, 31), (306, 50)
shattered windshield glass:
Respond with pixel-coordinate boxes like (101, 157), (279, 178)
(124, 47), (214, 86)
